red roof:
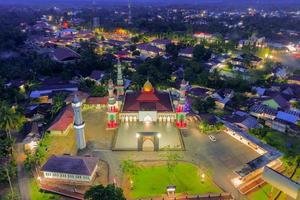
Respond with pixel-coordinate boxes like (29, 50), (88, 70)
(86, 97), (108, 105)
(136, 91), (159, 102)
(122, 91), (173, 112)
(47, 106), (74, 131)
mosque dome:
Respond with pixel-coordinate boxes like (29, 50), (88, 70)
(143, 80), (153, 92)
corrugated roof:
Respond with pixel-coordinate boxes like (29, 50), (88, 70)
(276, 111), (299, 124)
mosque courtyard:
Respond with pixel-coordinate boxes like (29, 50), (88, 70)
(113, 121), (183, 150)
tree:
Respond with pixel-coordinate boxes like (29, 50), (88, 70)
(91, 85), (107, 97)
(160, 151), (182, 172)
(121, 159), (140, 177)
(166, 43), (179, 58)
(193, 44), (212, 62)
(50, 93), (67, 118)
(192, 97), (216, 114)
(84, 184), (126, 200)
(0, 101), (25, 139)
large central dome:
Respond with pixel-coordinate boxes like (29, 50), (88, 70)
(143, 80), (153, 93)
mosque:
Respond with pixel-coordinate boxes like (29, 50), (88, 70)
(106, 60), (188, 130)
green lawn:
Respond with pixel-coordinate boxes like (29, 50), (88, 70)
(29, 179), (59, 200)
(129, 163), (222, 199)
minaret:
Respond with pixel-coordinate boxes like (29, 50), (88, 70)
(107, 79), (118, 129)
(176, 79), (188, 129)
(72, 95), (86, 150)
(115, 59), (125, 97)
(128, 0), (132, 25)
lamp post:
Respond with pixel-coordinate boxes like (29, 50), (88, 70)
(201, 173), (205, 183)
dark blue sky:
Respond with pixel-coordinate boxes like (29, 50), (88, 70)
(0, 0), (299, 5)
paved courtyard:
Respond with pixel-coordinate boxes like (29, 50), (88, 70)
(113, 122), (182, 150)
(46, 110), (260, 199)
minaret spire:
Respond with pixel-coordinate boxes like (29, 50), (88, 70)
(72, 95), (86, 149)
(107, 79), (118, 129)
(115, 58), (125, 97)
(176, 79), (188, 129)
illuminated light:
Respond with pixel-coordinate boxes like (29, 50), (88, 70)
(136, 133), (140, 138)
(37, 176), (41, 181)
(157, 133), (161, 138)
(201, 173), (205, 179)
(231, 177), (243, 187)
(28, 141), (38, 150)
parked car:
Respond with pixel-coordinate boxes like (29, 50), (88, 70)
(208, 135), (216, 142)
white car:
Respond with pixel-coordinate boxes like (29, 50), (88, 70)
(208, 135), (216, 142)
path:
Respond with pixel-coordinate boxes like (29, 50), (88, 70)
(16, 143), (30, 200)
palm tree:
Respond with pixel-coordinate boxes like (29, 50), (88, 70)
(0, 101), (25, 139)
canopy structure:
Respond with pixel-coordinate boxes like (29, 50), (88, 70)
(262, 167), (300, 200)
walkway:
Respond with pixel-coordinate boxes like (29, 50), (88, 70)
(16, 143), (30, 200)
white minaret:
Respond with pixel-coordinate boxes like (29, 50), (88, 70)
(72, 95), (86, 150)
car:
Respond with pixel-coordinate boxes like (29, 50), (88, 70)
(208, 135), (216, 142)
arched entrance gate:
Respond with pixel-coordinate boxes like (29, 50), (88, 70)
(137, 132), (160, 151)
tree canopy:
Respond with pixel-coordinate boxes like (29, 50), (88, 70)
(84, 184), (126, 200)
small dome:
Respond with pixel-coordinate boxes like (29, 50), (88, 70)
(143, 80), (153, 92)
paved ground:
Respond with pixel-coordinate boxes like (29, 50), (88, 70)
(90, 119), (259, 199)
(114, 122), (182, 150)
(16, 143), (30, 200)
(45, 110), (260, 199)
(182, 122), (260, 199)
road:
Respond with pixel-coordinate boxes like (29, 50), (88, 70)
(16, 143), (30, 200)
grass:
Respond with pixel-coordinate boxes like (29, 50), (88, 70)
(129, 163), (222, 199)
(29, 179), (59, 200)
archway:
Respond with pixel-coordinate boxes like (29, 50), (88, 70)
(142, 137), (154, 151)
(144, 115), (153, 123)
(137, 132), (159, 151)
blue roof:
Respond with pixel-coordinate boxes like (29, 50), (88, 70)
(276, 111), (299, 124)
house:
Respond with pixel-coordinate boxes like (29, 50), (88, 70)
(252, 87), (266, 96)
(41, 155), (98, 185)
(212, 88), (234, 109)
(231, 57), (244, 65)
(232, 64), (248, 73)
(136, 43), (163, 58)
(239, 54), (262, 67)
(30, 84), (78, 99)
(188, 87), (211, 99)
(262, 94), (290, 110)
(55, 28), (78, 38)
(50, 47), (81, 63)
(86, 70), (105, 84)
(250, 104), (277, 120)
(151, 39), (172, 50)
(238, 36), (266, 48)
(287, 75), (300, 85)
(265, 112), (300, 134)
(224, 111), (259, 131)
(272, 66), (288, 79)
(276, 111), (299, 124)
(193, 32), (214, 41)
(178, 47), (194, 58)
(47, 106), (74, 135)
(198, 113), (218, 125)
(84, 96), (108, 109)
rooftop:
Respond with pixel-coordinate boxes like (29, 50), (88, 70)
(41, 155), (98, 176)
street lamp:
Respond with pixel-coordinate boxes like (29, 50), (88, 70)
(201, 173), (205, 183)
